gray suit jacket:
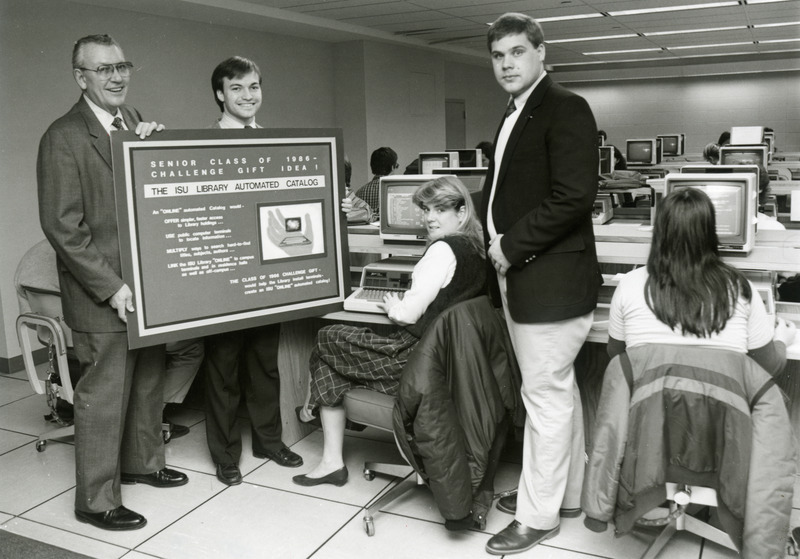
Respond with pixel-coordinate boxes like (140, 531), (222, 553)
(37, 96), (142, 332)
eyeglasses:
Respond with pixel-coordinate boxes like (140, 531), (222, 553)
(76, 62), (134, 79)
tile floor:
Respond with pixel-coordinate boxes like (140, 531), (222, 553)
(0, 366), (796, 559)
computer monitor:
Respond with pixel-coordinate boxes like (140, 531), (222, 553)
(598, 146), (614, 175)
(380, 175), (449, 244)
(730, 126), (764, 146)
(719, 144), (769, 169)
(657, 134), (684, 157)
(431, 167), (487, 193)
(664, 172), (757, 253)
(680, 163), (762, 196)
(419, 152), (459, 174)
(448, 149), (482, 168)
(626, 139), (659, 166)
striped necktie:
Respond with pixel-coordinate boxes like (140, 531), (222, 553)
(504, 99), (517, 119)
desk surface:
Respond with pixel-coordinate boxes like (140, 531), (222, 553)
(348, 224), (800, 273)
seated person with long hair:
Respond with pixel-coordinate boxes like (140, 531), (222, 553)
(293, 176), (486, 487)
(608, 188), (795, 374)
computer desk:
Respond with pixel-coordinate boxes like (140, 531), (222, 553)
(277, 223), (800, 446)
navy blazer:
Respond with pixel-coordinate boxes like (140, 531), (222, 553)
(481, 75), (602, 323)
(38, 96), (142, 332)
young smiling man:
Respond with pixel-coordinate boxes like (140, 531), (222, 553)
(203, 56), (303, 487)
(480, 13), (602, 555)
(211, 56), (262, 128)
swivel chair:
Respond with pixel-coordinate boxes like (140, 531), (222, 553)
(14, 241), (77, 451)
(342, 295), (521, 537)
(342, 388), (421, 537)
(583, 345), (795, 559)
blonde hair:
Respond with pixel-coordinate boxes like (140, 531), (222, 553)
(412, 176), (485, 257)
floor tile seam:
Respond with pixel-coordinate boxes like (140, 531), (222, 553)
(0, 433), (39, 457)
(17, 485), (76, 519)
(234, 477), (381, 509)
(126, 488), (242, 556)
(0, 393), (38, 409)
(538, 539), (628, 559)
(305, 507), (364, 558)
(17, 510), (132, 557)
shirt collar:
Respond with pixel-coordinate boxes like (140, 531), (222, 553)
(508, 70), (546, 113)
(83, 94), (126, 133)
(218, 112), (259, 129)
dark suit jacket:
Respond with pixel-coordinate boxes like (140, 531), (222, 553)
(481, 74), (602, 323)
(37, 96), (142, 332)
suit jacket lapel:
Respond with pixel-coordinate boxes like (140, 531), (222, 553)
(495, 74), (552, 190)
(74, 96), (114, 169)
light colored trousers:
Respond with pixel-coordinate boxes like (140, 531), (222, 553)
(498, 274), (592, 530)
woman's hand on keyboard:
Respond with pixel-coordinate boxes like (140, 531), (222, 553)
(381, 292), (402, 316)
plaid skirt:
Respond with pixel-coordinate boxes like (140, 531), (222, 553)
(309, 324), (419, 407)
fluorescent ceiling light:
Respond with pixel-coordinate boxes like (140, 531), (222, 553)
(537, 13), (604, 22)
(644, 25), (746, 36)
(759, 37), (800, 43)
(551, 56), (670, 66)
(746, 0), (792, 4)
(583, 47), (663, 55)
(669, 41), (753, 49)
(608, 2), (738, 16)
(754, 21), (800, 28)
(546, 34), (638, 44)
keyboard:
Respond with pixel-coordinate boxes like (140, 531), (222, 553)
(344, 287), (405, 314)
(342, 256), (417, 314)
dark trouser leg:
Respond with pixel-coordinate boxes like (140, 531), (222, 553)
(242, 324), (283, 453)
(72, 331), (131, 513)
(121, 343), (166, 474)
(204, 332), (244, 464)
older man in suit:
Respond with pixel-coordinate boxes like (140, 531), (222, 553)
(37, 34), (188, 531)
(481, 14), (602, 555)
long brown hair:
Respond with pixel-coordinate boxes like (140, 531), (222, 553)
(645, 188), (751, 337)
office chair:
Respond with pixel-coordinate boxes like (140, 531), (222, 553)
(583, 344), (795, 559)
(342, 387), (421, 537)
(636, 483), (735, 558)
(14, 240), (76, 452)
(342, 296), (521, 537)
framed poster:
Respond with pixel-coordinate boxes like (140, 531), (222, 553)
(112, 128), (349, 348)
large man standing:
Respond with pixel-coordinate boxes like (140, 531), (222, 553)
(204, 56), (302, 487)
(481, 14), (601, 555)
(37, 34), (188, 531)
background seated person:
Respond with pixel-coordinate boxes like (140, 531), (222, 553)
(702, 142), (720, 164)
(353, 146), (397, 217)
(340, 156), (374, 224)
(607, 188), (796, 375)
(613, 146), (627, 170)
(292, 177), (486, 487)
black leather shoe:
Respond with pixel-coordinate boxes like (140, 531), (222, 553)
(121, 467), (188, 488)
(162, 414), (190, 444)
(292, 466), (348, 487)
(485, 520), (559, 555)
(75, 506), (147, 531)
(254, 446), (303, 468)
(216, 463), (242, 486)
(496, 493), (581, 518)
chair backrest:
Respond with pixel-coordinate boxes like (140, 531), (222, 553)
(26, 289), (73, 347)
(14, 240), (72, 347)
